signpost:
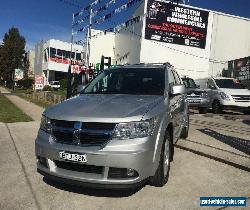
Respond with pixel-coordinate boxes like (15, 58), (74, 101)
(35, 75), (44, 90)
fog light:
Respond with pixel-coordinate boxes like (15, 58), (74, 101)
(127, 168), (136, 177)
(108, 167), (139, 179)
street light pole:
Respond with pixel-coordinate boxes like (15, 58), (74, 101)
(67, 13), (74, 99)
(85, 8), (92, 69)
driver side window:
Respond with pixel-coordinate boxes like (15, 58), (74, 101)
(207, 79), (216, 89)
(168, 69), (176, 88)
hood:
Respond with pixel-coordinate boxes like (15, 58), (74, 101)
(186, 88), (207, 94)
(44, 94), (163, 123)
(219, 88), (250, 96)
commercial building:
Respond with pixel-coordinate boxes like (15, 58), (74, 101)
(26, 49), (35, 78)
(34, 39), (84, 85)
(112, 0), (250, 79)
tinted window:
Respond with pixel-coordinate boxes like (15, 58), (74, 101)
(84, 68), (165, 95)
(168, 70), (175, 86)
(173, 70), (182, 85)
(50, 48), (56, 58)
(182, 78), (197, 88)
(215, 79), (245, 89)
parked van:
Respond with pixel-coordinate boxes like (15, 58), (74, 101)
(196, 77), (250, 114)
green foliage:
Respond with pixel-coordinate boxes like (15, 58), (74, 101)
(43, 85), (53, 91)
(16, 78), (34, 88)
(0, 27), (26, 81)
(59, 79), (68, 90)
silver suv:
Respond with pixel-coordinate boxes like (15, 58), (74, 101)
(36, 63), (189, 188)
(182, 77), (211, 114)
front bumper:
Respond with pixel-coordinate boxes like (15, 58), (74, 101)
(35, 129), (158, 188)
(220, 100), (250, 111)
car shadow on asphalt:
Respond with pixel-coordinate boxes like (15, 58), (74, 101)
(198, 128), (250, 156)
(175, 144), (250, 173)
(43, 177), (145, 197)
(242, 120), (250, 126)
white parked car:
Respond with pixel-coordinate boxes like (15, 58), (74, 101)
(49, 81), (60, 90)
(196, 77), (250, 114)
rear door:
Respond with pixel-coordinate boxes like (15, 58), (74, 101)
(172, 70), (186, 137)
(168, 69), (180, 140)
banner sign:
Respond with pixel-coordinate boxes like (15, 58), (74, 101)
(145, 0), (209, 49)
(228, 56), (250, 81)
(35, 75), (44, 90)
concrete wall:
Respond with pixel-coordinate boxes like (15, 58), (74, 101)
(209, 13), (250, 77)
(89, 30), (115, 66)
(114, 2), (145, 65)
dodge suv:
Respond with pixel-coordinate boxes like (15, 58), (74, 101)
(36, 63), (189, 188)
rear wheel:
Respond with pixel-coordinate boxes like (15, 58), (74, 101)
(212, 100), (222, 114)
(243, 110), (250, 115)
(198, 107), (208, 114)
(180, 114), (189, 139)
(150, 131), (171, 187)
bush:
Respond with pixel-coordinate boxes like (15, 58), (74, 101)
(16, 78), (34, 88)
(60, 79), (68, 90)
(43, 85), (53, 91)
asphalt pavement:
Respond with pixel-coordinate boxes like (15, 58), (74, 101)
(0, 113), (249, 210)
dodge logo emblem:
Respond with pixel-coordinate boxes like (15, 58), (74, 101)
(73, 122), (82, 145)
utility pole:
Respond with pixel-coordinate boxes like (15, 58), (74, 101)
(67, 13), (74, 99)
(85, 8), (92, 69)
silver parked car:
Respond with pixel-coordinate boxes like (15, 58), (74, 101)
(182, 77), (211, 114)
(36, 63), (189, 188)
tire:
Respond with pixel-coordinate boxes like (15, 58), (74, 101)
(212, 100), (222, 114)
(150, 131), (171, 187)
(180, 114), (189, 139)
(198, 107), (208, 114)
(243, 110), (250, 115)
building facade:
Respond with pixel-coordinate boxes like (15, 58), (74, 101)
(34, 39), (84, 85)
(113, 0), (250, 79)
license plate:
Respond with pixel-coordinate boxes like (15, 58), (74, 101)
(59, 151), (87, 163)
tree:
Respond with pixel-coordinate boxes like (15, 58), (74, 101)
(0, 27), (26, 84)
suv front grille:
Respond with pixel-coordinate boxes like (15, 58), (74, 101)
(54, 160), (103, 174)
(51, 120), (116, 146)
(187, 91), (201, 98)
(232, 95), (250, 102)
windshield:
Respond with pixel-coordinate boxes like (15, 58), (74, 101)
(182, 78), (197, 88)
(83, 68), (165, 95)
(215, 79), (245, 89)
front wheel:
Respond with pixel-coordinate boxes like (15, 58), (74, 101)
(198, 107), (208, 114)
(150, 131), (171, 187)
(180, 114), (189, 139)
(212, 100), (222, 114)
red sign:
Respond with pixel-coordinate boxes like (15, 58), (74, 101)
(35, 75), (44, 90)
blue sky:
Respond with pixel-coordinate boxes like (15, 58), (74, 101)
(0, 0), (249, 50)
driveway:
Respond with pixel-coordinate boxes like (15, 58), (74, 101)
(0, 114), (249, 210)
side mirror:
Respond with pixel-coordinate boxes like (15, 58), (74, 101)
(170, 85), (186, 95)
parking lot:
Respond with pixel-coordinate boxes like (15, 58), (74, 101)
(0, 111), (249, 210)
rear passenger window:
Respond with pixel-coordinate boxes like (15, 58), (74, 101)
(168, 70), (175, 87)
(173, 70), (182, 85)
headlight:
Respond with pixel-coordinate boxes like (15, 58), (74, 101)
(40, 115), (52, 134)
(113, 117), (158, 140)
(219, 92), (230, 101)
(200, 92), (208, 98)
